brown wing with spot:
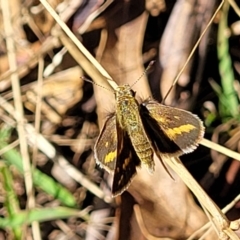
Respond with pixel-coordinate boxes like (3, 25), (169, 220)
(141, 99), (205, 156)
(94, 115), (140, 196)
(94, 115), (118, 172)
(111, 120), (141, 196)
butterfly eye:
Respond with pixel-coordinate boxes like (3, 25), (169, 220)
(130, 89), (136, 96)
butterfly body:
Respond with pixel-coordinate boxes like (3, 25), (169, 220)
(115, 85), (154, 172)
(94, 84), (204, 196)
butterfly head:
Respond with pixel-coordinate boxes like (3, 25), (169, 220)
(115, 84), (135, 99)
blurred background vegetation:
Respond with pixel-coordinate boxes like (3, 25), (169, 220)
(0, 0), (240, 239)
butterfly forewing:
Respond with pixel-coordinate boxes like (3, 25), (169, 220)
(141, 99), (204, 156)
(94, 115), (118, 172)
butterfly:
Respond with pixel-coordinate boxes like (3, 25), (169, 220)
(94, 84), (204, 196)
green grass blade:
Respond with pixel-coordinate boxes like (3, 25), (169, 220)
(0, 165), (22, 239)
(0, 207), (89, 228)
(217, 2), (239, 119)
(0, 138), (77, 207)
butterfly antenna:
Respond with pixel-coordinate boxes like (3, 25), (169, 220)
(81, 76), (113, 93)
(131, 60), (155, 88)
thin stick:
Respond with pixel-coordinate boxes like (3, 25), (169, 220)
(228, 0), (240, 17)
(39, 0), (118, 90)
(201, 138), (240, 161)
(188, 193), (240, 239)
(32, 57), (44, 167)
(162, 0), (224, 103)
(164, 156), (239, 239)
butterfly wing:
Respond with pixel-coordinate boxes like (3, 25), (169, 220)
(112, 120), (141, 196)
(94, 115), (118, 172)
(140, 99), (204, 156)
(94, 115), (140, 196)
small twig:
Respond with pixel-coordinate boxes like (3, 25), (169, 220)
(39, 0), (117, 90)
(223, 194), (240, 214)
(201, 138), (240, 161)
(187, 223), (212, 240)
(188, 192), (240, 239)
(228, 0), (240, 17)
(0, 140), (20, 156)
(164, 156), (239, 239)
(32, 58), (44, 166)
(163, 0), (224, 103)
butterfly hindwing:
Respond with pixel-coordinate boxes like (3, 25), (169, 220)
(94, 115), (140, 196)
(141, 99), (204, 156)
(112, 120), (140, 196)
